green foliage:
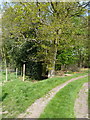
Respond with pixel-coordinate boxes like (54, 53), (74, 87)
(26, 61), (43, 80)
(1, 2), (88, 79)
(57, 49), (77, 65)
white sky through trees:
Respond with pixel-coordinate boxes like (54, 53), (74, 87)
(0, 0), (11, 4)
(0, 0), (89, 3)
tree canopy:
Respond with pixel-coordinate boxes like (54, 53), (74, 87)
(1, 1), (89, 79)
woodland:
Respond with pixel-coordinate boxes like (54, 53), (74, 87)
(0, 1), (89, 80)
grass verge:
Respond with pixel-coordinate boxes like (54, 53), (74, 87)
(40, 76), (88, 118)
(2, 71), (88, 118)
(1, 72), (17, 82)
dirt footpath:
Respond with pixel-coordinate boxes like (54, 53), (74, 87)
(18, 75), (87, 118)
(74, 82), (88, 118)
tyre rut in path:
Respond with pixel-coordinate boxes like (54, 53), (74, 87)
(18, 75), (87, 118)
(74, 82), (89, 118)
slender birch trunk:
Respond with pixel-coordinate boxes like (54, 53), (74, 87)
(23, 64), (25, 81)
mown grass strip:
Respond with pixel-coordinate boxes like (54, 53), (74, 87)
(40, 76), (88, 118)
(2, 72), (88, 118)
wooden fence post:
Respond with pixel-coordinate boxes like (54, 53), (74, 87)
(16, 68), (18, 79)
(23, 64), (25, 81)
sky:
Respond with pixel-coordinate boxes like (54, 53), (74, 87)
(0, 0), (90, 7)
(0, 0), (11, 4)
(0, 0), (89, 3)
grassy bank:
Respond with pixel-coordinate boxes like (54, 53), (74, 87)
(40, 76), (88, 118)
(1, 71), (17, 82)
(2, 71), (88, 118)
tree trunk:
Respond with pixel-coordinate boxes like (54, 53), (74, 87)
(48, 68), (55, 78)
(47, 28), (60, 78)
(21, 66), (22, 76)
(23, 64), (25, 81)
(5, 59), (8, 82)
(78, 49), (82, 68)
(48, 46), (57, 78)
